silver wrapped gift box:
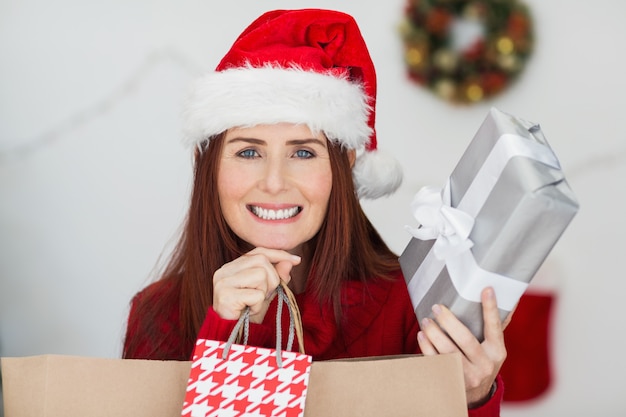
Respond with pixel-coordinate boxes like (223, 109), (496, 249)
(400, 108), (579, 340)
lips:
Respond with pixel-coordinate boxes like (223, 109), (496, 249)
(248, 205), (302, 220)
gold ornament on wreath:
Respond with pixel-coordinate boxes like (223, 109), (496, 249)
(400, 0), (534, 104)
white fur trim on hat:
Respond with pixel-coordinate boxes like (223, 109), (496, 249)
(182, 65), (372, 149)
(353, 149), (403, 199)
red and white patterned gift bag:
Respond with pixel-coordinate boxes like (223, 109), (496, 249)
(181, 340), (311, 417)
(181, 283), (312, 417)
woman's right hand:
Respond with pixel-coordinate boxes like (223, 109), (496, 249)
(212, 247), (301, 324)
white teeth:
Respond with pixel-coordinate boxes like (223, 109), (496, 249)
(250, 206), (300, 220)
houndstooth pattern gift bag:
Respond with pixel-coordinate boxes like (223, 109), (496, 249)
(181, 282), (312, 417)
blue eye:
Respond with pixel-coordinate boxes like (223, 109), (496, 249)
(295, 149), (314, 158)
(238, 149), (258, 158)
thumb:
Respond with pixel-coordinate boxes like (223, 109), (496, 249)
(274, 260), (296, 284)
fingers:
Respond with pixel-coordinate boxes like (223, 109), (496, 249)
(417, 287), (508, 407)
(419, 304), (480, 359)
(481, 287), (504, 345)
(480, 288), (507, 368)
(215, 248), (300, 290)
(213, 248), (301, 322)
(274, 260), (297, 285)
(423, 288), (506, 364)
(463, 287), (507, 405)
(480, 287), (507, 371)
(421, 288), (505, 360)
(417, 314), (466, 357)
(246, 247), (302, 268)
(416, 328), (437, 355)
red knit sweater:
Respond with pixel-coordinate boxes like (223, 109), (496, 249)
(124, 270), (503, 416)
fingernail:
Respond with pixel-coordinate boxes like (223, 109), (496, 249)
(432, 304), (442, 317)
(421, 318), (430, 328)
(417, 331), (425, 343)
(486, 287), (495, 299)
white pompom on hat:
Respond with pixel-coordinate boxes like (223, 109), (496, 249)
(182, 8), (403, 199)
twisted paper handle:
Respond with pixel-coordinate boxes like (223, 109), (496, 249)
(222, 281), (305, 367)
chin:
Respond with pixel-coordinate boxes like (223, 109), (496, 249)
(263, 242), (299, 251)
(248, 237), (302, 252)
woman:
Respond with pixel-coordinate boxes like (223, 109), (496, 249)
(124, 8), (507, 414)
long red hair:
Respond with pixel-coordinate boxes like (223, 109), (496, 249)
(123, 133), (399, 359)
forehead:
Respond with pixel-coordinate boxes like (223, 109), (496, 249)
(224, 123), (327, 142)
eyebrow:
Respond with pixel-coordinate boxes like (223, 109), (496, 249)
(225, 137), (326, 146)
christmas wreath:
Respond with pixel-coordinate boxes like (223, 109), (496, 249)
(400, 0), (534, 104)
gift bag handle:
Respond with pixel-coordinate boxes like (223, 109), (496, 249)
(222, 281), (305, 367)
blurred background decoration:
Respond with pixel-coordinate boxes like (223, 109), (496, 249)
(400, 0), (534, 104)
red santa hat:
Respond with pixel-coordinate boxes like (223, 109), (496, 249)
(182, 9), (403, 199)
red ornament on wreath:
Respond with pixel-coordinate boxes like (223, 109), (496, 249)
(400, 0), (534, 104)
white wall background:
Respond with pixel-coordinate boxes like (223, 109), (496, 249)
(1, 0), (624, 415)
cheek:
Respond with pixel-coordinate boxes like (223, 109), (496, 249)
(303, 168), (333, 206)
(217, 165), (247, 213)
(217, 168), (250, 233)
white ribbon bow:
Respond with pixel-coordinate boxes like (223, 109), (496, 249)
(405, 183), (475, 260)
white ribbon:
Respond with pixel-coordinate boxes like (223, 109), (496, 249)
(405, 184), (474, 260)
(405, 132), (561, 311)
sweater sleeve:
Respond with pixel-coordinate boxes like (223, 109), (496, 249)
(196, 307), (273, 347)
(468, 374), (504, 417)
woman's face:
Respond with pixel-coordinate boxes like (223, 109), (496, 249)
(217, 123), (333, 254)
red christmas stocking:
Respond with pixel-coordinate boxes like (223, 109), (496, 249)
(500, 291), (555, 402)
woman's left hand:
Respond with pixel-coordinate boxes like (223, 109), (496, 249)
(417, 287), (511, 408)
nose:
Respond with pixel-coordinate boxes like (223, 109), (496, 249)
(259, 157), (288, 194)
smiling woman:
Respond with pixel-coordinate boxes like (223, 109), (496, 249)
(122, 8), (508, 416)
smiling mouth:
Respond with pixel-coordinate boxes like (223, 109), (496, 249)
(248, 205), (302, 220)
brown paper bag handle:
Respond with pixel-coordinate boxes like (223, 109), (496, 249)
(222, 281), (305, 366)
(277, 281), (305, 355)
